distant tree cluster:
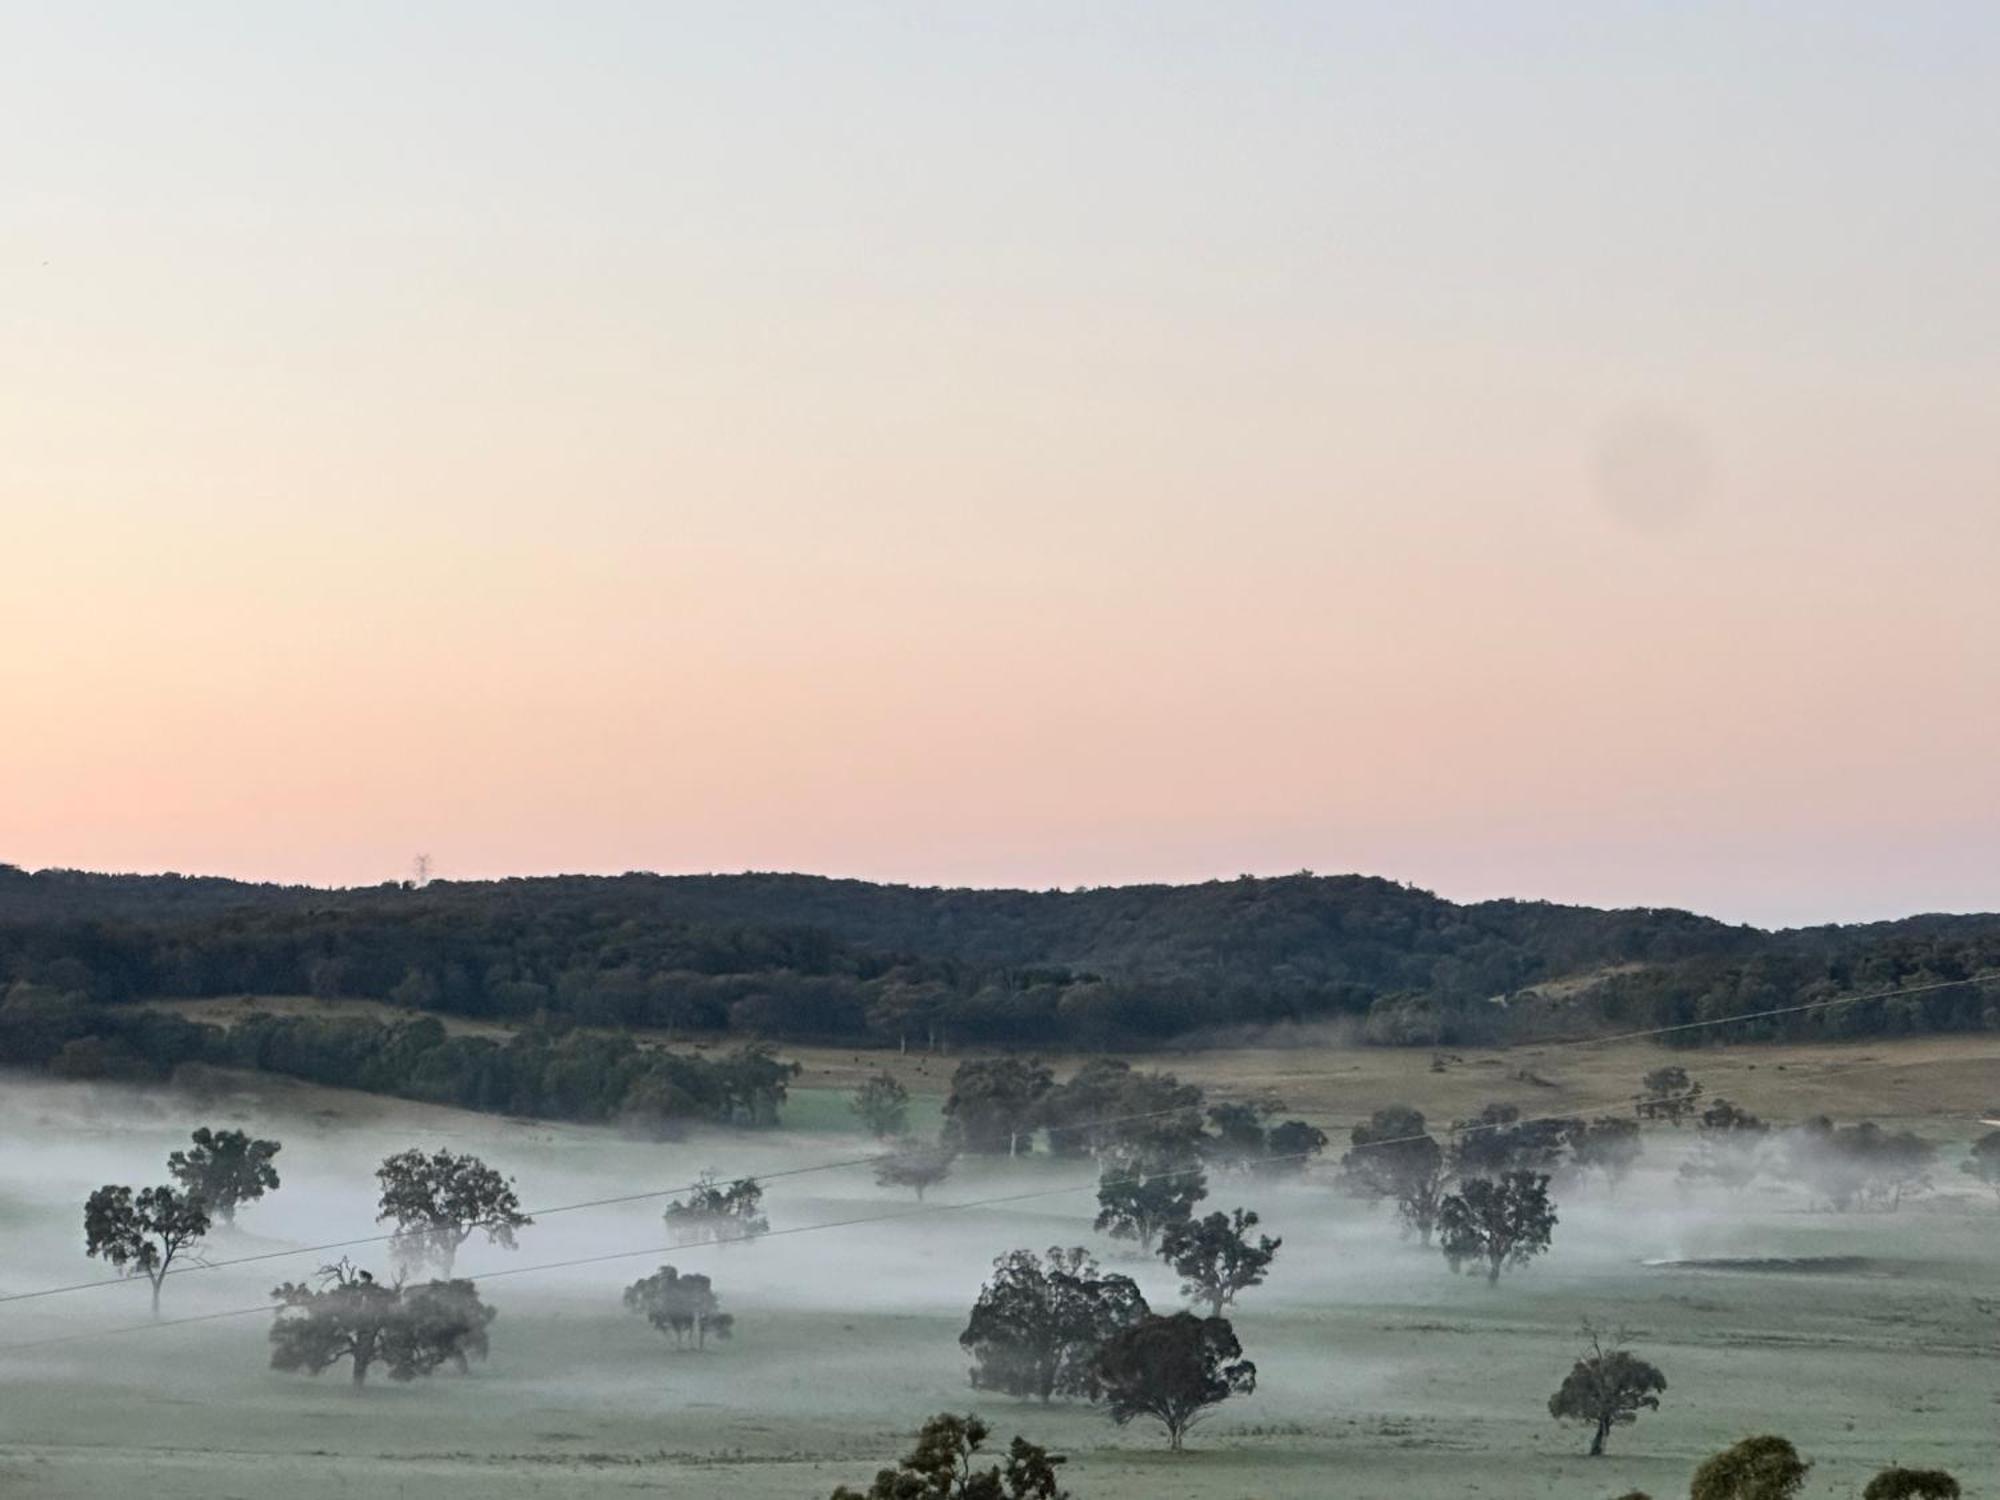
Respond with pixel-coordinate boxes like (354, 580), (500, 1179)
(269, 1260), (494, 1385)
(829, 1413), (1069, 1500)
(663, 1171), (769, 1244)
(0, 986), (799, 1131)
(624, 1265), (733, 1350)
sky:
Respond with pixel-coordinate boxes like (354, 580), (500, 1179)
(3, 3), (1996, 927)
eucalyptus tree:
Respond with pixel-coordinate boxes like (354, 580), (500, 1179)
(83, 1182), (210, 1315)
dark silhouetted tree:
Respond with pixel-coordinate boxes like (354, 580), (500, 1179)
(624, 1264), (734, 1350)
(1437, 1171), (1557, 1284)
(1094, 1148), (1206, 1254)
(1688, 1435), (1810, 1500)
(1637, 1066), (1702, 1126)
(375, 1149), (531, 1273)
(959, 1247), (1149, 1404)
(167, 1126), (281, 1224)
(83, 1182), (210, 1315)
(943, 1059), (1054, 1156)
(1546, 1324), (1666, 1455)
(663, 1170), (769, 1244)
(829, 1412), (1069, 1500)
(876, 1139), (957, 1201)
(1863, 1467), (1961, 1500)
(1158, 1207), (1279, 1316)
(269, 1261), (494, 1386)
(852, 1073), (911, 1139)
(1092, 1312), (1256, 1451)
(1341, 1105), (1451, 1245)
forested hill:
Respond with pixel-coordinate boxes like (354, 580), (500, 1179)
(2, 865), (1997, 1050)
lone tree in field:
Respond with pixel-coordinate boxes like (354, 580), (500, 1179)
(1094, 1147), (1206, 1254)
(1959, 1130), (2000, 1204)
(829, 1412), (1070, 1500)
(375, 1149), (531, 1274)
(1863, 1467), (1962, 1500)
(167, 1127), (282, 1224)
(1546, 1324), (1666, 1456)
(624, 1265), (734, 1350)
(1689, 1435), (1810, 1500)
(1340, 1105), (1451, 1244)
(1159, 1207), (1279, 1316)
(1637, 1066), (1702, 1126)
(83, 1183), (210, 1316)
(852, 1072), (911, 1139)
(942, 1058), (1054, 1156)
(664, 1170), (769, 1244)
(268, 1260), (495, 1386)
(876, 1138), (957, 1201)
(1092, 1311), (1256, 1451)
(959, 1247), (1150, 1404)
(1437, 1171), (1557, 1285)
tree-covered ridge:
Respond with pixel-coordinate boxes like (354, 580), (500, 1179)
(1, 865), (1996, 1049)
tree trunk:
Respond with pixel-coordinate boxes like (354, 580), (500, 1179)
(149, 1275), (163, 1318)
(1486, 1258), (1501, 1285)
(1590, 1417), (1608, 1456)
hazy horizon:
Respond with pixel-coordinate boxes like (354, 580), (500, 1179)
(6, 4), (1996, 929)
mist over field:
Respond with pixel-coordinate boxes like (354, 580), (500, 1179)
(0, 1055), (1991, 1500)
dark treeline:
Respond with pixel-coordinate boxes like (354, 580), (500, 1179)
(0, 984), (797, 1129)
(3, 865), (1998, 1052)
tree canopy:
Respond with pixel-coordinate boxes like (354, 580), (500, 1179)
(1092, 1312), (1256, 1450)
(1437, 1171), (1557, 1284)
(828, 1413), (1069, 1500)
(374, 1149), (531, 1273)
(959, 1247), (1150, 1404)
(83, 1182), (210, 1315)
(624, 1265), (734, 1350)
(167, 1126), (281, 1223)
(1863, 1468), (1962, 1500)
(1158, 1208), (1279, 1316)
(268, 1261), (494, 1385)
(1688, 1435), (1811, 1500)
(1546, 1326), (1666, 1456)
(1093, 1148), (1206, 1255)
(663, 1171), (769, 1244)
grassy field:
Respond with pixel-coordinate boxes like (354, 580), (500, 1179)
(3, 1025), (1996, 1498)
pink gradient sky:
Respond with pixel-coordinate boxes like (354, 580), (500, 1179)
(4, 6), (1997, 926)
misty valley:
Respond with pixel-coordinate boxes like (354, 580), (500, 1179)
(0, 1028), (1991, 1500)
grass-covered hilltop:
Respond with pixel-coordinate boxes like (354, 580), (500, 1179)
(4, 865), (1996, 1067)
